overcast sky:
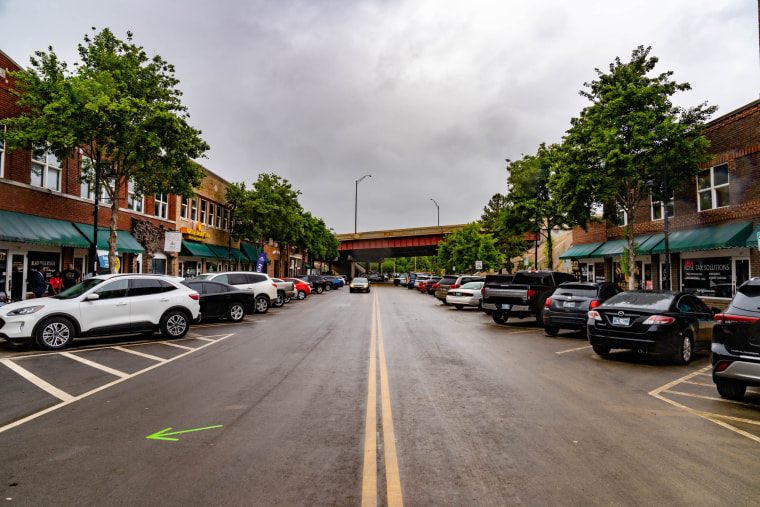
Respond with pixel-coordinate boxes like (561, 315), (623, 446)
(1, 0), (758, 234)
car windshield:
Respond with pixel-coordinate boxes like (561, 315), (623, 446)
(461, 282), (484, 290)
(354, 278), (368, 283)
(602, 291), (675, 311)
(52, 278), (106, 300)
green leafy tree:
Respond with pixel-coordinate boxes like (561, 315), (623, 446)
(552, 45), (716, 289)
(3, 28), (209, 273)
(437, 223), (500, 274)
(481, 193), (527, 273)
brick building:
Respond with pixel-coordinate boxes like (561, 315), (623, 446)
(561, 98), (760, 308)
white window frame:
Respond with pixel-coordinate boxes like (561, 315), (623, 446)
(180, 196), (188, 219)
(31, 147), (61, 191)
(127, 179), (144, 212)
(698, 163), (730, 212)
(216, 204), (222, 228)
(222, 207), (228, 230)
(208, 201), (215, 227)
(80, 154), (95, 200)
(0, 124), (5, 179)
(616, 203), (628, 226)
(651, 191), (674, 221)
(191, 198), (198, 221)
(154, 193), (168, 219)
(200, 199), (207, 224)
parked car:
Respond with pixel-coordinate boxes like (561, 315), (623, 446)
(542, 282), (623, 336)
(587, 290), (718, 364)
(271, 278), (296, 307)
(300, 274), (328, 294)
(0, 273), (200, 350)
(283, 277), (312, 300)
(350, 277), (371, 293)
(446, 281), (485, 310)
(323, 275), (344, 290)
(394, 274), (409, 286)
(434, 275), (462, 303)
(193, 272), (277, 314)
(482, 270), (577, 325)
(712, 278), (760, 400)
(181, 280), (255, 322)
(425, 277), (441, 295)
(411, 273), (434, 290)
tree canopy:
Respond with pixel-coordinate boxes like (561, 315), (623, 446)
(437, 223), (501, 274)
(3, 28), (209, 272)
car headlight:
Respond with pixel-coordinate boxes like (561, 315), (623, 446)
(7, 305), (45, 316)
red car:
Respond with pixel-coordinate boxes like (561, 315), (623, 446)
(283, 278), (312, 300)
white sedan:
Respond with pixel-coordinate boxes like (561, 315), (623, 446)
(445, 281), (485, 310)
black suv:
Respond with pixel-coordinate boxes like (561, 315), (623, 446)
(300, 274), (328, 294)
(542, 282), (622, 336)
(712, 278), (760, 400)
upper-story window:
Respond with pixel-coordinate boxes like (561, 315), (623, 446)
(80, 155), (94, 200)
(191, 198), (198, 221)
(651, 191), (674, 221)
(127, 179), (144, 212)
(216, 204), (223, 228)
(0, 124), (5, 178)
(155, 193), (168, 219)
(31, 148), (61, 191)
(180, 196), (189, 219)
(614, 203), (628, 227)
(200, 199), (207, 224)
(223, 208), (229, 230)
(208, 201), (215, 226)
(698, 163), (729, 211)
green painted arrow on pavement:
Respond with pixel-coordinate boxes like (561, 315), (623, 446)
(146, 425), (223, 441)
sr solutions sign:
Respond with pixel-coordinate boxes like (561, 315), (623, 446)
(682, 257), (732, 296)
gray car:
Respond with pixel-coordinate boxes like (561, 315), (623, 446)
(350, 277), (371, 293)
(542, 282), (622, 337)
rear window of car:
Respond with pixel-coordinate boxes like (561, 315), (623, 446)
(555, 286), (597, 298)
(460, 282), (484, 290)
(438, 276), (459, 285)
(512, 273), (548, 284)
(731, 282), (760, 312)
(602, 291), (674, 311)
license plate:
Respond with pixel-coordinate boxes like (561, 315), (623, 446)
(563, 301), (576, 308)
(453, 292), (461, 296)
(499, 304), (511, 310)
(612, 316), (630, 326)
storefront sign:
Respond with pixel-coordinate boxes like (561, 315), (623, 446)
(165, 231), (182, 252)
(682, 257), (732, 297)
(181, 222), (209, 242)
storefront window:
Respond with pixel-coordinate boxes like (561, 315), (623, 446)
(152, 257), (167, 275)
(0, 250), (7, 300)
(613, 261), (643, 290)
(682, 257), (732, 297)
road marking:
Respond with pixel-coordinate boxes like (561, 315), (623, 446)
(362, 290), (403, 507)
(59, 352), (129, 378)
(0, 358), (75, 402)
(556, 345), (592, 355)
(0, 334), (235, 435)
(113, 346), (167, 362)
(650, 365), (760, 445)
(161, 342), (195, 351)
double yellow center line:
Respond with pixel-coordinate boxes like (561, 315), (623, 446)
(362, 289), (403, 507)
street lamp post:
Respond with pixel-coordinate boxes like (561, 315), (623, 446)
(661, 160), (671, 290)
(430, 198), (439, 226)
(354, 174), (372, 234)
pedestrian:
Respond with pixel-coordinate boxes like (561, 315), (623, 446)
(30, 265), (47, 298)
(49, 270), (62, 295)
(61, 262), (81, 290)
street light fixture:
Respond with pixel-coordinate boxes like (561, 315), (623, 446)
(430, 198), (439, 226)
(355, 174), (372, 234)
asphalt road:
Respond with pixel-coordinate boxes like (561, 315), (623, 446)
(2, 284), (760, 506)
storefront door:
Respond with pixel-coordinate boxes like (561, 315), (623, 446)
(11, 254), (24, 301)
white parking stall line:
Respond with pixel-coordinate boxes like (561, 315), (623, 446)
(59, 352), (129, 378)
(556, 345), (592, 355)
(0, 359), (74, 402)
(113, 346), (167, 362)
(160, 342), (195, 351)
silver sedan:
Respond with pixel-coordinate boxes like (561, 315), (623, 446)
(445, 281), (484, 310)
(349, 277), (371, 293)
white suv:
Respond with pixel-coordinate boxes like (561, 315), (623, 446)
(0, 274), (200, 350)
(193, 272), (277, 314)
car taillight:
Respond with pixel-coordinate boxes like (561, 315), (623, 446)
(449, 284), (459, 290)
(544, 297), (551, 308)
(714, 360), (732, 372)
(643, 315), (676, 325)
(189, 294), (199, 300)
(588, 310), (601, 321)
(432, 284), (439, 289)
(272, 283), (278, 287)
(589, 300), (600, 310)
(716, 314), (760, 323)
(527, 289), (536, 302)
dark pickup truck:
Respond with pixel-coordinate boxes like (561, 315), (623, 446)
(481, 270), (578, 325)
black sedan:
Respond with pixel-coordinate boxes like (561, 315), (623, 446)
(182, 280), (255, 322)
(587, 290), (718, 364)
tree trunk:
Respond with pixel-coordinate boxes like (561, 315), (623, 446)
(627, 227), (636, 291)
(108, 178), (121, 274)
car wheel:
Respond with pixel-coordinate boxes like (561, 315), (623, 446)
(715, 379), (747, 401)
(160, 310), (190, 339)
(315, 286), (323, 294)
(455, 304), (464, 310)
(254, 295), (270, 314)
(227, 302), (246, 322)
(297, 290), (306, 300)
(592, 343), (611, 356)
(672, 333), (694, 365)
(349, 289), (354, 293)
(544, 325), (560, 336)
(492, 311), (508, 324)
(273, 291), (285, 308)
(325, 284), (332, 291)
(35, 317), (75, 350)
(535, 302), (546, 326)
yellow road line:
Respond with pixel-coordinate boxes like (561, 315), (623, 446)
(361, 293), (378, 507)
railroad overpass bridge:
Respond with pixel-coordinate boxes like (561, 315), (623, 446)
(335, 225), (466, 270)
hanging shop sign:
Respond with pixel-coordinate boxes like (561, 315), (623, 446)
(165, 231), (182, 252)
(181, 222), (209, 242)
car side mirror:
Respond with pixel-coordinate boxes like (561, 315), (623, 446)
(85, 293), (100, 301)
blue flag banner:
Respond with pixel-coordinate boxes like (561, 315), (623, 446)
(256, 252), (267, 273)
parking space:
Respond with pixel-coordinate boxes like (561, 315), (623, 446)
(0, 331), (234, 434)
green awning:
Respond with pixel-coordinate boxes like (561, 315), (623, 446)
(746, 224), (760, 247)
(72, 223), (146, 253)
(637, 234), (665, 254)
(205, 243), (249, 262)
(559, 242), (604, 259)
(240, 243), (260, 262)
(651, 222), (754, 254)
(181, 240), (217, 259)
(0, 210), (92, 248)
(587, 239), (628, 258)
